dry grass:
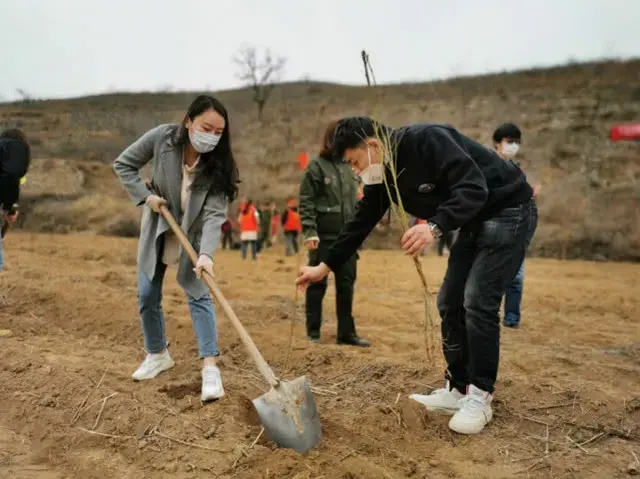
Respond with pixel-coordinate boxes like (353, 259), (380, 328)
(0, 233), (638, 478)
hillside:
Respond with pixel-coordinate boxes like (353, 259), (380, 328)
(1, 59), (639, 260)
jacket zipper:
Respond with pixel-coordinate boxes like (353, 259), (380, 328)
(331, 161), (345, 222)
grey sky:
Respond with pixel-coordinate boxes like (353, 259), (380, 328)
(1, 0), (639, 102)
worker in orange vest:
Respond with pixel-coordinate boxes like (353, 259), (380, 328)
(238, 199), (259, 261)
(281, 198), (302, 256)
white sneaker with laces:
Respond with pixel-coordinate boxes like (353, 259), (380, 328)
(131, 351), (175, 381)
(448, 384), (493, 434)
(201, 366), (225, 402)
(409, 381), (465, 415)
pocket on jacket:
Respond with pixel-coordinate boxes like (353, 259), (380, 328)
(315, 205), (342, 234)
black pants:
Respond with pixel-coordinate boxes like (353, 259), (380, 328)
(305, 241), (357, 340)
(437, 230), (455, 256)
(437, 199), (537, 394)
(221, 231), (232, 249)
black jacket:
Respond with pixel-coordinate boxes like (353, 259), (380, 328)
(0, 139), (30, 212)
(324, 123), (532, 271)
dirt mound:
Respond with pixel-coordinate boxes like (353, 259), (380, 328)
(0, 233), (638, 478)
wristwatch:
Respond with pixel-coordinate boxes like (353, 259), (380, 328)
(428, 221), (443, 239)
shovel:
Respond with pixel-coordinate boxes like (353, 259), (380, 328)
(157, 203), (322, 453)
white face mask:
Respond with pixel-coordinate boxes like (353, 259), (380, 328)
(501, 142), (520, 158)
(189, 129), (221, 154)
(359, 148), (384, 185)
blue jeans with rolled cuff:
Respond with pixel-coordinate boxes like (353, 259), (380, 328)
(137, 261), (220, 358)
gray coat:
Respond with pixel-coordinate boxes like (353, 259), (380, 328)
(113, 124), (228, 299)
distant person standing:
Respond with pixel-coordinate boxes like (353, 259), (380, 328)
(0, 128), (31, 271)
(493, 122), (540, 328)
(281, 198), (302, 256)
(299, 120), (371, 346)
(270, 201), (280, 245)
(257, 200), (273, 252)
(220, 218), (233, 249)
(238, 199), (259, 261)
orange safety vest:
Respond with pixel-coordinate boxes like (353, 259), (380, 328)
(284, 208), (301, 232)
(239, 205), (258, 232)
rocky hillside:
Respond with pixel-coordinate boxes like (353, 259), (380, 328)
(1, 59), (639, 261)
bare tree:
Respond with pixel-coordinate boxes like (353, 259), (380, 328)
(233, 45), (286, 120)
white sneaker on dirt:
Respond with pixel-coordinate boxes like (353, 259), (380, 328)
(201, 366), (225, 402)
(409, 381), (465, 415)
(131, 351), (175, 381)
(448, 384), (493, 434)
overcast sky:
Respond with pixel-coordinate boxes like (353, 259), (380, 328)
(1, 0), (638, 102)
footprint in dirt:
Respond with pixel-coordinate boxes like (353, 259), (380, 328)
(158, 378), (201, 400)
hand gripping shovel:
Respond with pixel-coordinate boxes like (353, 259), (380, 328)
(157, 204), (322, 453)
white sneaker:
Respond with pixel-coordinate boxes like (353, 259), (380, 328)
(131, 351), (175, 381)
(448, 384), (493, 434)
(201, 366), (225, 402)
(409, 381), (465, 415)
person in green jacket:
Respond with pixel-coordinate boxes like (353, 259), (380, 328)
(257, 200), (273, 252)
(298, 121), (371, 347)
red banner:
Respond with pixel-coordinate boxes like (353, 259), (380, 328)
(610, 123), (640, 142)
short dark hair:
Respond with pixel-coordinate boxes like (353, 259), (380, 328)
(332, 116), (389, 158)
(492, 122), (522, 145)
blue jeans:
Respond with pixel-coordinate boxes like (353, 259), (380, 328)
(138, 262), (219, 358)
(437, 199), (536, 393)
(284, 231), (299, 256)
(503, 200), (538, 326)
(241, 240), (257, 260)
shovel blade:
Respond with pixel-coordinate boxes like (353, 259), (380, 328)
(252, 375), (322, 454)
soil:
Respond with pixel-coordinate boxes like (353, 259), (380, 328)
(0, 233), (638, 478)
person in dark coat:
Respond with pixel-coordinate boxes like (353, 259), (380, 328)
(296, 117), (537, 435)
(298, 120), (371, 347)
(0, 128), (31, 271)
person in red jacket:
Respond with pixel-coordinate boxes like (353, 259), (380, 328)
(281, 198), (302, 256)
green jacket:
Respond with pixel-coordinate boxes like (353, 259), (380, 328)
(299, 155), (360, 241)
(258, 207), (272, 238)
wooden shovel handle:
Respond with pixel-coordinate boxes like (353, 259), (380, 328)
(158, 204), (280, 388)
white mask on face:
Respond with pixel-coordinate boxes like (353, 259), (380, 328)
(189, 129), (221, 153)
(501, 142), (520, 158)
(359, 148), (384, 185)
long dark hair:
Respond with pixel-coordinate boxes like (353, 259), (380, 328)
(172, 95), (239, 201)
(0, 128), (31, 170)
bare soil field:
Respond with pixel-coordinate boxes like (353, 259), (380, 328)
(0, 233), (638, 478)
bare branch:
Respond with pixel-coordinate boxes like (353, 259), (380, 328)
(232, 45), (286, 120)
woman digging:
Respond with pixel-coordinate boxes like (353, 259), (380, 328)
(114, 95), (239, 402)
(296, 117), (536, 435)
